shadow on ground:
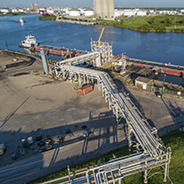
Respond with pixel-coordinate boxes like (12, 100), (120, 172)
(0, 109), (128, 184)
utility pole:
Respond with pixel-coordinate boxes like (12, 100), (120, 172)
(7, 0), (11, 7)
(26, 0), (28, 8)
(37, 1), (39, 9)
(2, 1), (5, 8)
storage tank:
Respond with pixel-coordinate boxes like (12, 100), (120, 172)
(136, 10), (147, 16)
(84, 8), (94, 17)
(69, 8), (80, 17)
(65, 8), (70, 15)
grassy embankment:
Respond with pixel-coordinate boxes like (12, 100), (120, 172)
(38, 15), (184, 33)
(38, 15), (94, 22)
(29, 129), (184, 184)
(0, 12), (26, 17)
(97, 15), (184, 33)
(38, 15), (56, 21)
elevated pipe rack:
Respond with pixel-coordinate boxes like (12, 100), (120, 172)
(47, 53), (172, 184)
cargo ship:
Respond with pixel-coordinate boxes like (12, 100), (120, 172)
(19, 35), (88, 57)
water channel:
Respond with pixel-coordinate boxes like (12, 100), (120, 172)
(0, 14), (184, 84)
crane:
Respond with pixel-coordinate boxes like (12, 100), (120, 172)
(98, 27), (105, 46)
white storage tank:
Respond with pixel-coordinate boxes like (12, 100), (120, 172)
(65, 8), (70, 15)
(84, 8), (94, 17)
(123, 9), (136, 17)
(69, 8), (80, 17)
(0, 8), (10, 13)
(136, 10), (147, 16)
(79, 8), (84, 14)
(181, 9), (184, 14)
(11, 8), (18, 13)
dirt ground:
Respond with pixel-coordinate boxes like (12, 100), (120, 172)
(126, 85), (184, 133)
(0, 73), (116, 165)
(0, 50), (31, 71)
(116, 80), (184, 134)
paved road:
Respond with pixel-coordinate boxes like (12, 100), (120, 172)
(0, 55), (43, 76)
(0, 129), (127, 184)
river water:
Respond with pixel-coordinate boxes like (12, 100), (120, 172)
(0, 14), (184, 84)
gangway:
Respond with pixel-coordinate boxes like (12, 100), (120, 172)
(48, 54), (172, 184)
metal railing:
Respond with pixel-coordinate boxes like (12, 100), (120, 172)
(53, 52), (100, 67)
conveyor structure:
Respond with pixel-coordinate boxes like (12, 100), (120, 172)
(54, 52), (101, 67)
(48, 53), (172, 184)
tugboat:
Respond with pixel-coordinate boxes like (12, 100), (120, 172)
(19, 18), (24, 24)
(19, 35), (38, 48)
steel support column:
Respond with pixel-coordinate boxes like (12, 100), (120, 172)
(144, 159), (148, 184)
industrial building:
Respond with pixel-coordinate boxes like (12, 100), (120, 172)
(94, 0), (114, 19)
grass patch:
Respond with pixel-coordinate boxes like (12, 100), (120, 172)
(29, 129), (184, 184)
(38, 15), (56, 21)
(97, 15), (184, 33)
(0, 12), (26, 17)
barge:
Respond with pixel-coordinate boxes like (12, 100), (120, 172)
(19, 35), (184, 77)
(32, 45), (88, 57)
(127, 58), (184, 77)
(19, 35), (88, 57)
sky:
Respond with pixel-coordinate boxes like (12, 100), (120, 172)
(2, 0), (184, 8)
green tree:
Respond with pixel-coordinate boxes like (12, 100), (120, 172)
(164, 17), (170, 24)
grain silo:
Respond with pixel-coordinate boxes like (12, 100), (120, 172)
(94, 0), (114, 19)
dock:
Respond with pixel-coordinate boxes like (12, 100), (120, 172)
(56, 18), (98, 25)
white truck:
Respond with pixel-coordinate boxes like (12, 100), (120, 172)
(0, 144), (6, 155)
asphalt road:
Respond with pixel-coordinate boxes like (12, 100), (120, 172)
(0, 129), (127, 184)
